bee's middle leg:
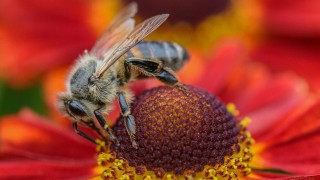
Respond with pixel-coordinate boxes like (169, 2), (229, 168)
(117, 91), (138, 149)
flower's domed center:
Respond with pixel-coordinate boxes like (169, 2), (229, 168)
(96, 85), (254, 179)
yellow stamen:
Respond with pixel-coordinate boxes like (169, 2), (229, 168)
(113, 159), (125, 170)
(227, 103), (240, 116)
(240, 117), (251, 127)
(95, 139), (106, 152)
(119, 174), (131, 180)
(143, 175), (153, 180)
(102, 169), (114, 178)
(164, 174), (176, 180)
(97, 152), (114, 166)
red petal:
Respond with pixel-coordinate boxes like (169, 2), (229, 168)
(251, 39), (320, 93)
(259, 131), (320, 175)
(218, 62), (308, 140)
(0, 160), (96, 179)
(249, 173), (320, 180)
(197, 39), (245, 93)
(0, 0), (96, 87)
(276, 174), (320, 180)
(0, 109), (96, 160)
(261, 0), (320, 37)
(244, 73), (308, 140)
(261, 98), (320, 144)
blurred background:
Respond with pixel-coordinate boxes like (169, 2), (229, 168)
(0, 0), (319, 120)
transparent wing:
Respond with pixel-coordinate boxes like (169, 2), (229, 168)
(90, 19), (134, 57)
(90, 2), (137, 57)
(93, 14), (169, 78)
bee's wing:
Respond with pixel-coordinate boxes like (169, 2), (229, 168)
(93, 14), (169, 78)
(90, 2), (137, 57)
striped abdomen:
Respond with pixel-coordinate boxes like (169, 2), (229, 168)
(126, 41), (189, 72)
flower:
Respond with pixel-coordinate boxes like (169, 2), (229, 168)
(255, 0), (320, 37)
(1, 41), (320, 179)
(1, 0), (320, 179)
(0, 0), (120, 87)
(240, 0), (320, 93)
(0, 109), (97, 179)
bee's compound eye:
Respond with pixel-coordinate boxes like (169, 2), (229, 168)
(68, 100), (87, 117)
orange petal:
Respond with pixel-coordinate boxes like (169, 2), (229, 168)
(179, 49), (206, 84)
(42, 66), (71, 125)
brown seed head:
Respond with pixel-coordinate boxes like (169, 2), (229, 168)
(111, 85), (241, 175)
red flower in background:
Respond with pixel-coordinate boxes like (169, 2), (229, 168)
(0, 0), (119, 87)
(252, 39), (320, 93)
(244, 0), (320, 93)
(259, 0), (320, 37)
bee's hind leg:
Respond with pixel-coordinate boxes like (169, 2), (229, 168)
(125, 58), (188, 94)
(117, 91), (138, 149)
(94, 110), (120, 146)
(157, 67), (189, 95)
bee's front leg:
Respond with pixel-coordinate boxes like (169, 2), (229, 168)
(94, 110), (120, 146)
(117, 91), (138, 149)
(73, 122), (97, 144)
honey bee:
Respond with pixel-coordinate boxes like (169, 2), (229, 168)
(57, 2), (189, 149)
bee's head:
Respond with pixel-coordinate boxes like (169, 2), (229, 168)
(57, 93), (93, 126)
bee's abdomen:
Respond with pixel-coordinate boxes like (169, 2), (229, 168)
(127, 41), (189, 71)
